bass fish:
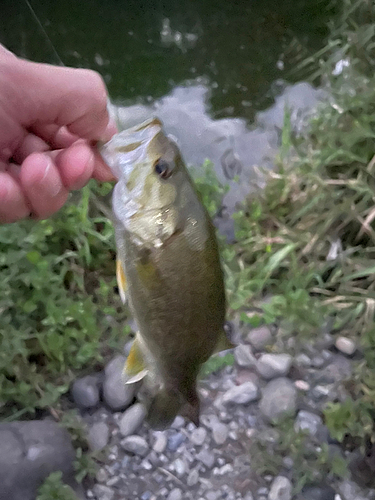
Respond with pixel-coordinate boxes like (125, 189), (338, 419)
(101, 118), (228, 429)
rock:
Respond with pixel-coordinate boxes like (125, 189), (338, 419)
(0, 420), (76, 500)
(295, 380), (310, 391)
(71, 375), (100, 409)
(153, 432), (167, 453)
(295, 354), (312, 367)
(171, 416), (185, 429)
(167, 432), (186, 451)
(88, 422), (109, 451)
(234, 344), (257, 368)
(256, 354), (292, 379)
(103, 355), (137, 411)
(187, 468), (200, 486)
(294, 411), (322, 437)
(93, 485), (115, 500)
(167, 488), (182, 500)
(211, 422), (228, 445)
(206, 491), (220, 500)
(190, 427), (207, 446)
(298, 485), (336, 500)
(260, 378), (297, 422)
(196, 449), (215, 469)
(119, 403), (147, 437)
(247, 326), (272, 350)
(121, 435), (149, 457)
(319, 355), (352, 384)
(172, 457), (187, 476)
(268, 476), (292, 500)
(337, 480), (368, 500)
(222, 381), (259, 405)
(335, 337), (356, 356)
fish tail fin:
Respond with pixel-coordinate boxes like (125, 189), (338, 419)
(146, 386), (182, 430)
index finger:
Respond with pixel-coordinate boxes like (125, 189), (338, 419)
(2, 54), (114, 141)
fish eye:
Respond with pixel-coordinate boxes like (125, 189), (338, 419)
(154, 159), (172, 179)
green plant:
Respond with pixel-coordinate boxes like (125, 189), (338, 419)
(0, 181), (127, 418)
(36, 472), (78, 500)
(251, 417), (348, 493)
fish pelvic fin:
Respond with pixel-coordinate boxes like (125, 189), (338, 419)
(116, 258), (127, 304)
(123, 335), (148, 384)
(180, 388), (200, 427)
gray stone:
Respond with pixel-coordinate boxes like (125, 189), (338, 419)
(191, 427), (207, 446)
(337, 480), (368, 500)
(295, 353), (312, 367)
(268, 476), (292, 500)
(197, 449), (215, 469)
(172, 457), (187, 476)
(121, 435), (149, 457)
(234, 344), (257, 368)
(298, 486), (336, 500)
(88, 422), (109, 451)
(93, 485), (115, 500)
(187, 468), (200, 486)
(168, 488), (182, 500)
(103, 355), (137, 411)
(206, 491), (220, 500)
(171, 416), (185, 428)
(0, 420), (76, 500)
(71, 375), (100, 409)
(153, 432), (167, 453)
(260, 378), (297, 423)
(319, 355), (352, 384)
(211, 422), (228, 445)
(119, 402), (147, 437)
(335, 337), (356, 356)
(256, 354), (292, 379)
(222, 381), (259, 405)
(247, 325), (272, 350)
(294, 411), (323, 437)
(167, 432), (186, 451)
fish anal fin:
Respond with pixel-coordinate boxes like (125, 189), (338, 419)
(116, 258), (127, 304)
(213, 329), (236, 354)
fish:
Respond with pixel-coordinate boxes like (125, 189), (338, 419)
(100, 118), (229, 429)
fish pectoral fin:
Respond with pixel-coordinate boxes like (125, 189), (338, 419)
(213, 329), (236, 354)
(123, 335), (147, 380)
(116, 258), (127, 304)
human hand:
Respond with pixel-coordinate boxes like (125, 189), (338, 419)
(0, 44), (117, 223)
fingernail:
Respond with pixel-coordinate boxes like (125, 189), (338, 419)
(40, 157), (62, 197)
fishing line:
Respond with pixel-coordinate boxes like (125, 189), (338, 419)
(24, 0), (65, 66)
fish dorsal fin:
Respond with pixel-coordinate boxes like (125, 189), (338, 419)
(116, 258), (127, 304)
(213, 329), (236, 354)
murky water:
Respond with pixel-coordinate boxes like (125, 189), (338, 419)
(1, 0), (335, 121)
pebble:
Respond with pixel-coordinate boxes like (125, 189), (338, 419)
(222, 381), (260, 405)
(172, 457), (187, 476)
(93, 485), (115, 500)
(187, 468), (200, 486)
(294, 410), (322, 437)
(299, 485), (336, 500)
(119, 402), (147, 437)
(268, 476), (292, 500)
(234, 344), (257, 367)
(256, 354), (292, 379)
(171, 416), (185, 428)
(196, 449), (215, 469)
(71, 375), (100, 409)
(153, 432), (168, 453)
(260, 378), (297, 422)
(190, 427), (207, 446)
(335, 337), (356, 356)
(121, 435), (149, 457)
(295, 353), (312, 367)
(103, 355), (137, 411)
(88, 422), (109, 451)
(211, 422), (228, 445)
(295, 380), (310, 391)
(167, 432), (186, 451)
(247, 325), (272, 350)
(167, 488), (182, 500)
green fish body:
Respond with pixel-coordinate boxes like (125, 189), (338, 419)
(101, 118), (226, 429)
